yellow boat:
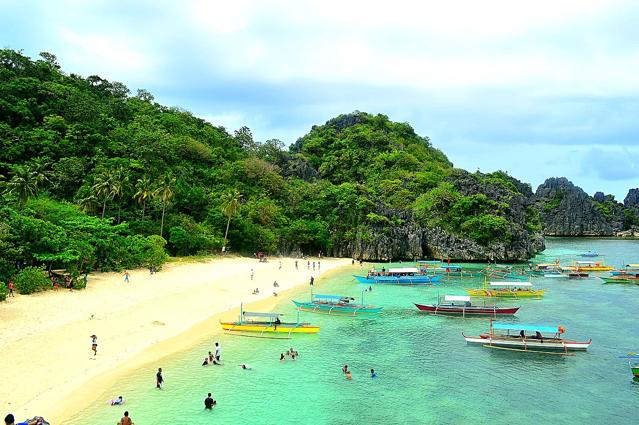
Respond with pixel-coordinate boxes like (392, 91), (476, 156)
(467, 281), (545, 298)
(220, 308), (319, 337)
(567, 261), (613, 272)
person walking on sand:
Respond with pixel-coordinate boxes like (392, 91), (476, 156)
(309, 276), (314, 286)
(307, 260), (310, 270)
(7, 280), (14, 297)
(215, 342), (221, 362)
(279, 260), (282, 270)
(117, 411), (133, 425)
(318, 261), (321, 271)
(123, 271), (129, 283)
(90, 334), (98, 356)
(250, 268), (254, 280)
(295, 260), (298, 270)
(156, 367), (164, 389)
(312, 261), (316, 271)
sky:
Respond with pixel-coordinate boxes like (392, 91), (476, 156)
(2, 0), (639, 200)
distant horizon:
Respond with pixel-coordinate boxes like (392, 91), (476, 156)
(2, 0), (639, 199)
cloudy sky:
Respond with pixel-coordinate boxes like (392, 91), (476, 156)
(2, 0), (639, 199)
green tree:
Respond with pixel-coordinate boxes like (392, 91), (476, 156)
(14, 266), (50, 294)
(153, 174), (176, 237)
(134, 175), (153, 219)
(5, 165), (48, 207)
(221, 189), (242, 252)
(91, 169), (116, 218)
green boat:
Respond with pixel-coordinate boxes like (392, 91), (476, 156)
(618, 353), (639, 378)
(600, 274), (639, 284)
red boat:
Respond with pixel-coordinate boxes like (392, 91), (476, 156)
(414, 295), (520, 317)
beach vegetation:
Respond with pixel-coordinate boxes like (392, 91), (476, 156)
(13, 266), (50, 294)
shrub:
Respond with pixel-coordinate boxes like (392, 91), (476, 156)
(14, 266), (50, 294)
(0, 283), (7, 301)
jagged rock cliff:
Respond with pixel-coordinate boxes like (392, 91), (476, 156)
(532, 178), (639, 236)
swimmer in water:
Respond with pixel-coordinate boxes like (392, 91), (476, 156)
(240, 364), (252, 370)
(342, 364), (349, 374)
(280, 353), (285, 362)
(202, 357), (209, 366)
(111, 395), (124, 405)
(345, 371), (353, 380)
(371, 368), (377, 378)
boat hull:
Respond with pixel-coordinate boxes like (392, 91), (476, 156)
(414, 303), (519, 316)
(632, 366), (639, 377)
(466, 289), (545, 298)
(601, 277), (639, 284)
(354, 274), (441, 285)
(292, 300), (382, 315)
(220, 322), (320, 334)
(463, 335), (591, 351)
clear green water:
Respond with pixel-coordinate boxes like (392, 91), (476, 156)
(66, 238), (639, 425)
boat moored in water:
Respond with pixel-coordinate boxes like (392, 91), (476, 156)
(414, 295), (519, 317)
(567, 261), (613, 272)
(467, 281), (545, 298)
(462, 321), (592, 354)
(618, 353), (639, 378)
(600, 273), (639, 284)
(292, 293), (382, 316)
(220, 306), (319, 337)
(354, 267), (442, 285)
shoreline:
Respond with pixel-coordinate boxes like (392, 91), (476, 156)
(0, 256), (353, 424)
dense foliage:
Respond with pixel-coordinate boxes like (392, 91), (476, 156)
(0, 49), (542, 286)
(13, 266), (49, 294)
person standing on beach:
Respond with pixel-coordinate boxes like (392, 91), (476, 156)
(90, 334), (97, 356)
(156, 367), (164, 389)
(215, 342), (221, 362)
(7, 280), (14, 297)
(318, 261), (321, 271)
(117, 411), (132, 425)
(279, 260), (282, 270)
(295, 260), (298, 270)
(123, 271), (129, 283)
(307, 260), (310, 270)
(250, 269), (254, 280)
(312, 261), (315, 271)
(309, 276), (314, 286)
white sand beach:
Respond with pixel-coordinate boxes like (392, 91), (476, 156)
(0, 256), (352, 424)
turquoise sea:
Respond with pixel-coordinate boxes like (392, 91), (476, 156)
(66, 238), (639, 425)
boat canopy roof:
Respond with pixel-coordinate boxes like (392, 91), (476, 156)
(312, 294), (345, 300)
(388, 267), (419, 273)
(489, 281), (533, 287)
(444, 295), (470, 302)
(576, 261), (597, 264)
(626, 264), (639, 268)
(417, 260), (441, 264)
(492, 323), (561, 333)
(242, 311), (281, 318)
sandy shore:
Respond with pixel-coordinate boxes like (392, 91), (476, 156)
(0, 256), (352, 424)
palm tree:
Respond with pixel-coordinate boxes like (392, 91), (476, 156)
(6, 165), (48, 207)
(91, 170), (116, 218)
(153, 174), (176, 238)
(221, 189), (242, 252)
(111, 166), (130, 224)
(77, 194), (98, 214)
(133, 176), (152, 220)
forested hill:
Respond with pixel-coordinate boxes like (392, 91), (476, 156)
(0, 49), (544, 285)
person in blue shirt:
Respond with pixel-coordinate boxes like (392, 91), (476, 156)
(371, 368), (377, 378)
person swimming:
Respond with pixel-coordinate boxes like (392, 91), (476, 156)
(280, 353), (285, 362)
(342, 364), (349, 374)
(240, 364), (252, 370)
(202, 357), (209, 366)
(110, 396), (124, 405)
(345, 371), (353, 380)
(371, 368), (377, 378)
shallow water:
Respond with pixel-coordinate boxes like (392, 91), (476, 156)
(66, 238), (639, 424)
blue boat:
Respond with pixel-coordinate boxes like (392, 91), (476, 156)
(354, 267), (442, 285)
(292, 293), (382, 316)
(580, 251), (599, 258)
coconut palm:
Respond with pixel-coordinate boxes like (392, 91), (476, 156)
(153, 174), (176, 237)
(221, 189), (242, 252)
(111, 166), (130, 224)
(133, 175), (153, 219)
(6, 165), (48, 207)
(91, 170), (116, 218)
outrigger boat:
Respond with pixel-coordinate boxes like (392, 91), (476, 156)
(600, 273), (639, 284)
(462, 321), (592, 354)
(485, 266), (528, 281)
(467, 281), (545, 298)
(611, 264), (639, 276)
(414, 295), (519, 317)
(567, 261), (613, 272)
(415, 261), (483, 278)
(354, 267), (441, 285)
(618, 353), (639, 378)
(579, 251), (599, 258)
(220, 305), (319, 338)
(292, 292), (382, 316)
